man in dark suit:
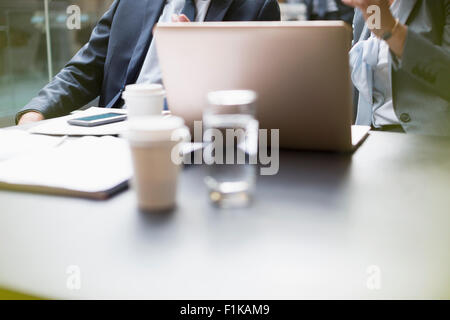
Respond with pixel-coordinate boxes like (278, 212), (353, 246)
(17, 0), (280, 124)
(304, 0), (354, 25)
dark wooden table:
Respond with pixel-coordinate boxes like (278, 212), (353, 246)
(0, 131), (449, 299)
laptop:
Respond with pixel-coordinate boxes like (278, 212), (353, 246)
(155, 21), (370, 152)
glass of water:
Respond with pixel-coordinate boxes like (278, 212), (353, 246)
(203, 90), (259, 208)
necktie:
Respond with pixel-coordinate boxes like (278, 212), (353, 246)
(318, 0), (328, 18)
(181, 0), (197, 21)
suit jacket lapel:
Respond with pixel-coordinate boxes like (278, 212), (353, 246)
(205, 0), (234, 21)
(125, 0), (165, 84)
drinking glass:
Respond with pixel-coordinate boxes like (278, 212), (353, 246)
(203, 90), (259, 208)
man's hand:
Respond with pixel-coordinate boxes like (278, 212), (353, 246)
(342, 0), (407, 57)
(171, 14), (191, 22)
(153, 14), (190, 35)
(18, 111), (45, 125)
(152, 14), (190, 36)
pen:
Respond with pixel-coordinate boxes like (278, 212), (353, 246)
(55, 135), (69, 148)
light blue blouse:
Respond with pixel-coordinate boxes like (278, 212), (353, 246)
(350, 0), (401, 127)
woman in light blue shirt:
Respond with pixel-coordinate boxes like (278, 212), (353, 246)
(345, 0), (450, 136)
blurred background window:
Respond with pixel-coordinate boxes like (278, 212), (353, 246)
(0, 0), (113, 128)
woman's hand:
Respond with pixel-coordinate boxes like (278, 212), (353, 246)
(343, 0), (395, 36)
(343, 0), (407, 57)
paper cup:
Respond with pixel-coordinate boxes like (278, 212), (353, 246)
(122, 84), (165, 118)
(124, 116), (188, 211)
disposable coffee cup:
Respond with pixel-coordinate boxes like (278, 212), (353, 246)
(122, 84), (165, 118)
(124, 116), (188, 211)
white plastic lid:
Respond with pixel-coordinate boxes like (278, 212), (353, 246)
(207, 90), (257, 106)
(123, 84), (165, 97)
(125, 115), (185, 142)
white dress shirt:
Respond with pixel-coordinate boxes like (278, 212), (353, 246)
(135, 0), (211, 85)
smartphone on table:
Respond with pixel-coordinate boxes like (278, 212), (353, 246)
(68, 113), (127, 127)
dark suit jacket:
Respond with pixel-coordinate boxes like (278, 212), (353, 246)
(17, 0), (280, 121)
(304, 0), (354, 25)
(353, 0), (450, 136)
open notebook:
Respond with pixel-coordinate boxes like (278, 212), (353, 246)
(0, 136), (133, 199)
(0, 130), (63, 162)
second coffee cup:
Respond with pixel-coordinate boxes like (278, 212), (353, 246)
(122, 84), (165, 118)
